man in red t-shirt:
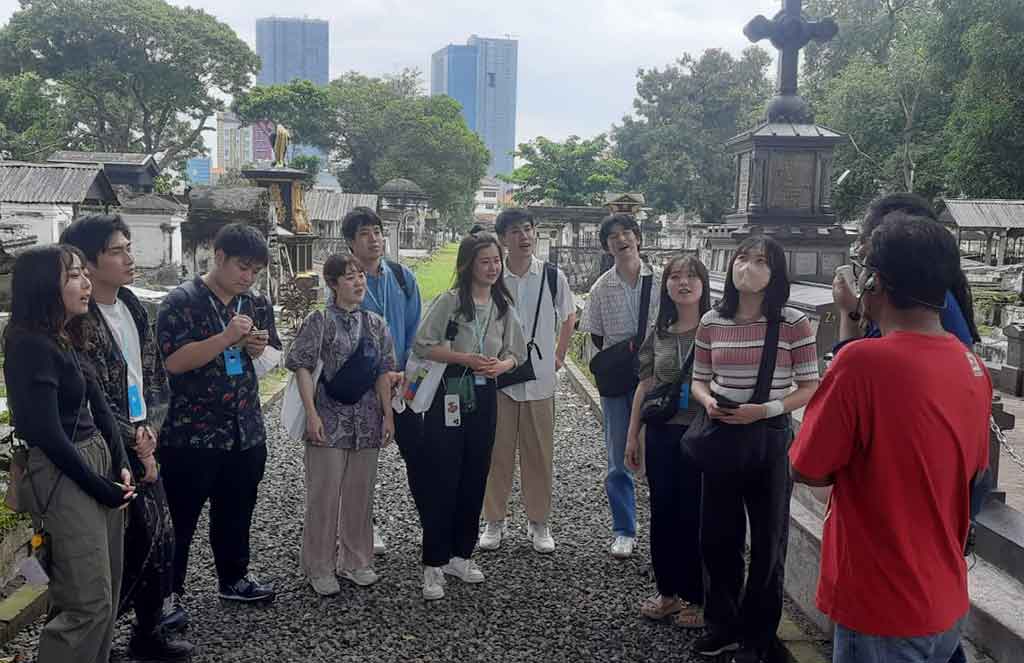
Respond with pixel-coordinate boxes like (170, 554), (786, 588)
(789, 215), (991, 663)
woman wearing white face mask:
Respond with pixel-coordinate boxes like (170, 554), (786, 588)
(687, 237), (820, 663)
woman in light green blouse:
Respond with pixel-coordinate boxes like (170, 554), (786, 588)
(410, 232), (527, 601)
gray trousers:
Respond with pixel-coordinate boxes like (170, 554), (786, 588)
(26, 433), (124, 663)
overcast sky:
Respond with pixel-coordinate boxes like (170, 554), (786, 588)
(0, 0), (782, 145)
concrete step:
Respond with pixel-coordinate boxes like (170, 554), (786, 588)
(0, 583), (47, 646)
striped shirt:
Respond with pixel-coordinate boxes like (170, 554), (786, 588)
(693, 307), (819, 403)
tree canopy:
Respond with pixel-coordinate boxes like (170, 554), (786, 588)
(0, 0), (258, 167)
(500, 134), (626, 207)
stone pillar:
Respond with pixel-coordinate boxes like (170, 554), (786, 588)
(997, 232), (1009, 266)
(1001, 324), (1024, 397)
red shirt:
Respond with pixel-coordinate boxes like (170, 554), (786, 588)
(789, 332), (991, 637)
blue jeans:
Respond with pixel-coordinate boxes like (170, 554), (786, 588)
(601, 394), (635, 537)
(833, 618), (964, 663)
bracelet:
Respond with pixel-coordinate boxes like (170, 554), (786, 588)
(763, 400), (785, 419)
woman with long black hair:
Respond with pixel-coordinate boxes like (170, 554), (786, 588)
(4, 245), (135, 663)
(625, 254), (716, 628)
(410, 232), (526, 601)
(689, 237), (819, 663)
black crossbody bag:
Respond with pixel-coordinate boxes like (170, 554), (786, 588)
(497, 265), (553, 389)
(640, 337), (695, 425)
(680, 317), (791, 474)
(589, 275), (653, 397)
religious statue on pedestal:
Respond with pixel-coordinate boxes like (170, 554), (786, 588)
(270, 124), (291, 168)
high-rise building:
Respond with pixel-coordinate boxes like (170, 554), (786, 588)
(431, 35), (518, 179)
(215, 111), (254, 173)
(255, 17), (329, 86)
(185, 157), (212, 185)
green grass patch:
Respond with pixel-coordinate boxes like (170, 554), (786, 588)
(259, 367), (290, 404)
(0, 502), (30, 538)
(568, 331), (596, 386)
(411, 243), (458, 303)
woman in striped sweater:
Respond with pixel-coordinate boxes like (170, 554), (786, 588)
(689, 237), (820, 663)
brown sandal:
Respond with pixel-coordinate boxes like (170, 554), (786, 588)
(673, 603), (705, 629)
(639, 594), (684, 620)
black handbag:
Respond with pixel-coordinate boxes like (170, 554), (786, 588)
(680, 317), (790, 474)
(589, 274), (653, 397)
(640, 338), (695, 425)
(320, 313), (382, 405)
(496, 265), (551, 389)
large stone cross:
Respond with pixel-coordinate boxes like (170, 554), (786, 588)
(744, 0), (838, 123)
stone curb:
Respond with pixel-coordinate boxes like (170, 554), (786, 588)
(562, 356), (830, 663)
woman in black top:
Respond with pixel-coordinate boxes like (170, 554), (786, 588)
(4, 245), (135, 663)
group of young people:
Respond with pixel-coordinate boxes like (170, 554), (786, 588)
(2, 192), (991, 663)
(285, 206), (576, 601)
(586, 198), (989, 663)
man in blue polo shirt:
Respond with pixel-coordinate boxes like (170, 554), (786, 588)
(343, 207), (423, 553)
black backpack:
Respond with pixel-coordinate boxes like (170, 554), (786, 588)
(386, 259), (412, 299)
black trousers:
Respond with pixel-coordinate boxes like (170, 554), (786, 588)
(120, 475), (176, 633)
(701, 446), (793, 648)
(393, 407), (426, 522)
(645, 422), (707, 605)
(418, 378), (497, 567)
(159, 444), (268, 594)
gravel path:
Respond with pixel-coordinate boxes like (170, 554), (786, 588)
(2, 376), (713, 662)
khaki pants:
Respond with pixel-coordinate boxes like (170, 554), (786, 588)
(483, 393), (555, 524)
(301, 445), (379, 577)
(25, 433), (124, 663)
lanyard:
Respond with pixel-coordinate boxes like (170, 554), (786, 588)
(364, 262), (389, 314)
(473, 303), (494, 355)
(209, 296), (243, 332)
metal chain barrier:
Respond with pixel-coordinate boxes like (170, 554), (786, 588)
(991, 415), (1024, 472)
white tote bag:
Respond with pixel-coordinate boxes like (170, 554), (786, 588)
(404, 353), (447, 414)
(282, 311), (327, 442)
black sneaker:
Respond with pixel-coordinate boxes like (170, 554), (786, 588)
(693, 632), (740, 657)
(127, 625), (195, 661)
(218, 573), (276, 603)
(732, 645), (765, 663)
(159, 593), (190, 633)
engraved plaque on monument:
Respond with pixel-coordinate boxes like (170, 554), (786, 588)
(737, 153), (751, 211)
(768, 152), (815, 210)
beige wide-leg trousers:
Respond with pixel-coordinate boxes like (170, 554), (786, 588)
(483, 392), (555, 524)
(301, 445), (379, 577)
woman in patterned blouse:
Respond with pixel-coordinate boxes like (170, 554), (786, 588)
(285, 253), (397, 597)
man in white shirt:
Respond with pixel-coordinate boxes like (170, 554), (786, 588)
(479, 209), (575, 554)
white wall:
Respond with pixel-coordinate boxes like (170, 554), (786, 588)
(0, 202), (74, 244)
(121, 212), (183, 268)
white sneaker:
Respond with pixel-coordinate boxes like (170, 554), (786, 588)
(442, 556), (485, 584)
(309, 575), (341, 596)
(528, 521), (555, 554)
(478, 521), (504, 551)
(373, 527), (386, 555)
(340, 567), (379, 587)
(610, 535), (635, 559)
(422, 566), (446, 600)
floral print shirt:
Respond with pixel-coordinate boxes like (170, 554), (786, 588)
(285, 305), (396, 450)
(156, 276), (281, 451)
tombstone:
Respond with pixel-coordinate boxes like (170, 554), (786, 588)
(377, 178), (430, 259)
(698, 0), (855, 285)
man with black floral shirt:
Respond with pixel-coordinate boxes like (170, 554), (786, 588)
(157, 223), (281, 604)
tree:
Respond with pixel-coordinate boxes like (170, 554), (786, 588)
(0, 73), (78, 160)
(937, 0), (1024, 198)
(613, 47), (771, 221)
(0, 0), (258, 167)
(288, 155), (322, 180)
(233, 80), (336, 150)
(500, 135), (626, 206)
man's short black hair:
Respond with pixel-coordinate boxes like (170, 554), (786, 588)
(599, 213), (641, 251)
(859, 193), (937, 246)
(867, 214), (959, 311)
(59, 214), (131, 264)
(495, 208), (534, 236)
(468, 224), (485, 235)
(213, 223), (270, 265)
(342, 207), (384, 241)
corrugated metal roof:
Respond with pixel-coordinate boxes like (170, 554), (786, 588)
(943, 199), (1024, 230)
(0, 161), (117, 204)
(305, 189), (378, 222)
(48, 151), (154, 166)
(751, 123), (843, 139)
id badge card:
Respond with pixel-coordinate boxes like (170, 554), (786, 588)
(223, 347), (244, 376)
(127, 384), (144, 420)
(474, 375), (486, 386)
(678, 383), (690, 410)
(444, 394), (461, 428)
